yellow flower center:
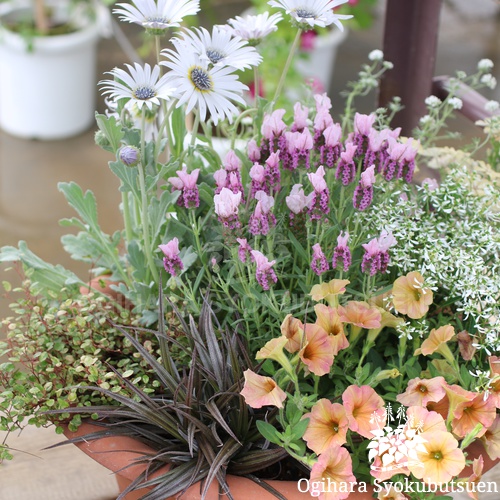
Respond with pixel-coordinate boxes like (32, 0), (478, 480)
(418, 384), (428, 393)
(433, 451), (443, 460)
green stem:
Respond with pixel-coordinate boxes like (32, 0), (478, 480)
(272, 28), (303, 107)
(122, 190), (133, 243)
(190, 110), (200, 148)
(138, 108), (159, 284)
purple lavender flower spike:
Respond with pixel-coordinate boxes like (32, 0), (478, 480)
(311, 243), (329, 276)
(353, 165), (376, 211)
(307, 165), (330, 220)
(214, 187), (242, 230)
(249, 191), (276, 236)
(332, 232), (351, 272)
(291, 102), (309, 132)
(236, 238), (253, 263)
(321, 123), (342, 168)
(335, 141), (358, 186)
(251, 250), (277, 290)
(250, 163), (268, 198)
(168, 167), (200, 208)
(159, 238), (184, 276)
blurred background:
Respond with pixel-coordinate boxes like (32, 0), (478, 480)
(0, 0), (499, 498)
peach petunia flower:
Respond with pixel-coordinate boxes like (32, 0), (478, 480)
(337, 301), (382, 329)
(465, 455), (484, 500)
(396, 377), (446, 407)
(452, 392), (496, 438)
(302, 399), (349, 454)
(410, 430), (466, 484)
(256, 336), (292, 373)
(342, 385), (386, 439)
(299, 323), (335, 376)
(280, 314), (304, 353)
(414, 325), (455, 364)
(481, 414), (500, 460)
(309, 446), (357, 500)
(240, 369), (286, 409)
(392, 271), (433, 319)
(377, 484), (408, 500)
(310, 279), (350, 307)
(457, 330), (476, 361)
(487, 356), (500, 408)
(405, 406), (447, 434)
(314, 304), (349, 355)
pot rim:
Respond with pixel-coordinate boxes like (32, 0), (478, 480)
(0, 2), (100, 53)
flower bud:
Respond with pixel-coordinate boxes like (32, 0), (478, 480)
(119, 146), (141, 167)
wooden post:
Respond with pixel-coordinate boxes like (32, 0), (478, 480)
(378, 0), (443, 135)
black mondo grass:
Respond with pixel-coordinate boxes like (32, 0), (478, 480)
(45, 291), (296, 500)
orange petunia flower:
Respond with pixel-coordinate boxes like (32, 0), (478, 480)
(337, 301), (382, 330)
(302, 399), (349, 454)
(414, 325), (455, 364)
(397, 377), (447, 407)
(299, 323), (335, 376)
(410, 430), (466, 484)
(310, 279), (350, 308)
(240, 369), (286, 409)
(280, 314), (304, 353)
(314, 304), (349, 355)
(452, 392), (497, 438)
(342, 385), (386, 439)
(309, 446), (357, 500)
(392, 271), (433, 319)
(481, 414), (500, 460)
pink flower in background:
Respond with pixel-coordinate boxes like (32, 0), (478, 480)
(159, 238), (183, 276)
(311, 243), (329, 276)
(300, 30), (317, 51)
(251, 250), (278, 290)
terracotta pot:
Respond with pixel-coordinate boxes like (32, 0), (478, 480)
(65, 423), (499, 500)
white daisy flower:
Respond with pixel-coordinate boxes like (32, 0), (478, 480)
(161, 40), (248, 125)
(224, 12), (283, 44)
(180, 26), (262, 70)
(268, 0), (352, 30)
(100, 63), (175, 110)
(113, 0), (200, 34)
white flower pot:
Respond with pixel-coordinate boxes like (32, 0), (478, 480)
(295, 28), (348, 92)
(0, 4), (100, 140)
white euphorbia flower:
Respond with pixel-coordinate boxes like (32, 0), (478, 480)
(161, 39), (247, 125)
(114, 0), (200, 33)
(224, 12), (283, 44)
(179, 26), (262, 70)
(267, 0), (352, 30)
(100, 63), (175, 110)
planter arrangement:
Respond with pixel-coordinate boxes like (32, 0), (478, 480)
(0, 0), (103, 139)
(1, 1), (500, 500)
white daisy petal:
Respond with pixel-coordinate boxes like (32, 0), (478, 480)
(114, 0), (200, 33)
(223, 12), (282, 43)
(267, 0), (352, 30)
(99, 62), (176, 110)
(161, 39), (248, 125)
